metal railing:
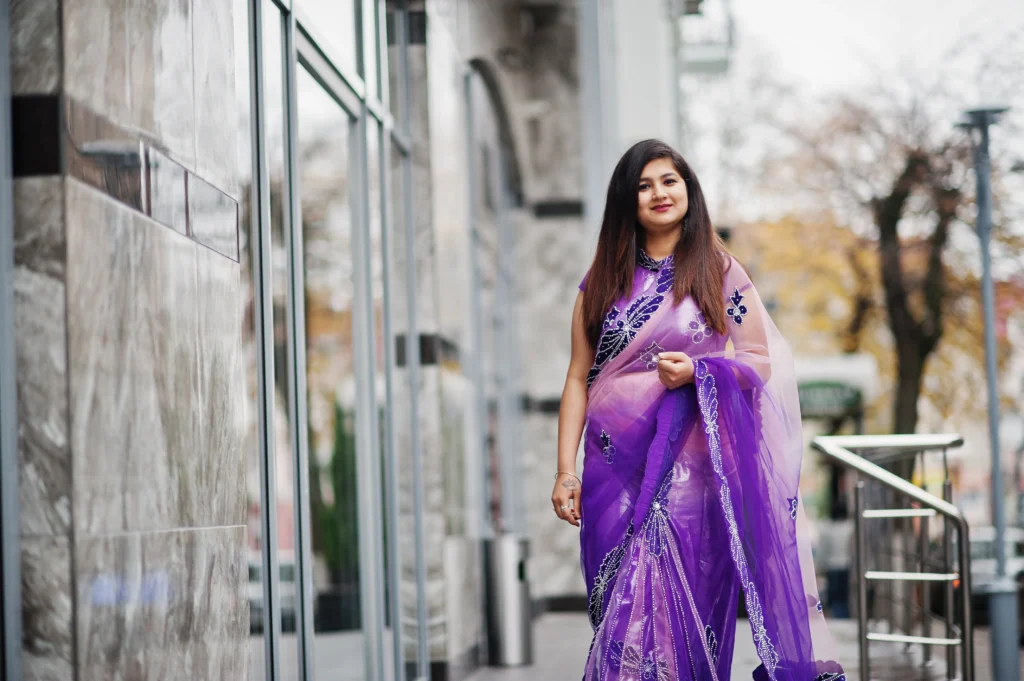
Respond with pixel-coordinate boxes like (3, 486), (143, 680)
(812, 435), (973, 681)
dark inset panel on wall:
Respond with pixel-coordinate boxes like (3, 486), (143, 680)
(187, 174), (239, 261)
(11, 94), (62, 177)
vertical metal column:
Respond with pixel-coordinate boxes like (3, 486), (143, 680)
(855, 482), (869, 681)
(0, 0), (23, 677)
(248, 1), (285, 679)
(963, 107), (1019, 681)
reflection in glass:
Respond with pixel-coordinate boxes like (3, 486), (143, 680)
(385, 4), (405, 119)
(262, 5), (302, 680)
(387, 138), (423, 680)
(297, 0), (360, 81)
(296, 66), (366, 680)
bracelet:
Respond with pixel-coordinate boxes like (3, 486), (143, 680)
(554, 471), (581, 481)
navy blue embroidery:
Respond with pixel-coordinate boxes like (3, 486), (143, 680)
(816, 599), (824, 612)
(587, 265), (675, 387)
(788, 497), (798, 519)
(813, 673), (845, 681)
(727, 287), (748, 325)
(705, 624), (719, 663)
(601, 430), (618, 464)
(637, 249), (673, 273)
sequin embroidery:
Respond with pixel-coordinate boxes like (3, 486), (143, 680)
(587, 523), (634, 630)
(689, 312), (714, 343)
(788, 497), (798, 520)
(727, 287), (748, 325)
(600, 430), (618, 464)
(587, 265), (675, 387)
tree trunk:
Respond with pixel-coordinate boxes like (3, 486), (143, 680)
(893, 348), (925, 435)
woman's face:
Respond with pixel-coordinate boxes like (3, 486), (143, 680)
(636, 157), (688, 235)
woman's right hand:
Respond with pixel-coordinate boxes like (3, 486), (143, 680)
(551, 473), (582, 527)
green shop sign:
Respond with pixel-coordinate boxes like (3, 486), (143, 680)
(798, 381), (862, 419)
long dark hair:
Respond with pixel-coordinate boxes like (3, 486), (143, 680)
(581, 139), (732, 350)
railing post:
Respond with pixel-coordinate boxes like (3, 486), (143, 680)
(943, 479), (955, 681)
(957, 517), (975, 681)
(921, 452), (931, 666)
(856, 481), (870, 681)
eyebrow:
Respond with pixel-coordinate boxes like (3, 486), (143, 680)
(639, 172), (680, 183)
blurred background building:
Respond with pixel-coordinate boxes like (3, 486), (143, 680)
(2, 1), (1023, 681)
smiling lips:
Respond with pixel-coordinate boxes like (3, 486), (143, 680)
(652, 203), (672, 213)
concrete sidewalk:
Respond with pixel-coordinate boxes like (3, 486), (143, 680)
(465, 612), (1021, 681)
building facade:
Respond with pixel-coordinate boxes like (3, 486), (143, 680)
(0, 0), (630, 679)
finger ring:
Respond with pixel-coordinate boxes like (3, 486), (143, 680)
(559, 505), (569, 511)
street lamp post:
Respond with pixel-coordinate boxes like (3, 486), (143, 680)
(961, 106), (1020, 681)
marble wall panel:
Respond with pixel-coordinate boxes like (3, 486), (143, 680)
(75, 526), (248, 681)
(67, 179), (246, 534)
(21, 536), (73, 681)
(443, 537), (482, 673)
(192, 0), (240, 199)
(10, 0), (61, 95)
(126, 0), (195, 167)
(14, 178), (70, 538)
(67, 179), (146, 534)
(192, 244), (247, 527)
(516, 214), (588, 398)
(63, 0), (130, 127)
(522, 412), (586, 599)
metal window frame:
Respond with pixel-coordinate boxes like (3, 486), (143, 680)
(0, 0), (22, 678)
(249, 1), (286, 680)
(253, 0), (425, 678)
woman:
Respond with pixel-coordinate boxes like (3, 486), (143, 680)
(552, 140), (845, 681)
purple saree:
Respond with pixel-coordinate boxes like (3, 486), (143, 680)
(579, 252), (845, 681)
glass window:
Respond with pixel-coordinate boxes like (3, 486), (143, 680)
(297, 0), (359, 81)
(387, 138), (425, 679)
(296, 65), (367, 681)
(384, 3), (406, 122)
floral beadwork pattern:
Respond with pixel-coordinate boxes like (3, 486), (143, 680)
(640, 341), (666, 370)
(694, 360), (781, 680)
(788, 497), (799, 520)
(587, 265), (675, 387)
(600, 430), (618, 464)
(620, 646), (671, 681)
(726, 287), (749, 325)
(689, 312), (713, 343)
(816, 600), (824, 613)
(587, 524), (634, 630)
(642, 477), (672, 559)
(705, 625), (719, 664)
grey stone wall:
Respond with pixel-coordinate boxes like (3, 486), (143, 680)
(12, 1), (250, 679)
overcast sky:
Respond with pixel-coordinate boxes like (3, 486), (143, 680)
(734, 0), (1024, 100)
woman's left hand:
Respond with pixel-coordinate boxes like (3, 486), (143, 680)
(656, 351), (695, 389)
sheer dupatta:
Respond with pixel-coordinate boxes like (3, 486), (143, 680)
(693, 261), (843, 681)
